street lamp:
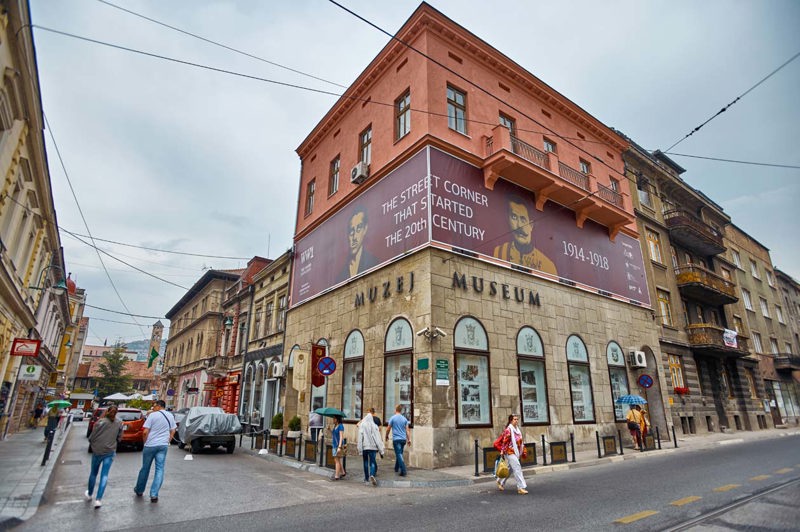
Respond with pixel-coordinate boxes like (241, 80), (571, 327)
(29, 262), (67, 296)
(224, 316), (234, 328)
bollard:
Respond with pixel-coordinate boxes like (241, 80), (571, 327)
(595, 431), (602, 458)
(672, 425), (678, 448)
(570, 433), (576, 463)
(279, 430), (284, 457)
(541, 434), (547, 465)
(299, 434), (304, 460)
(656, 426), (662, 450)
(473, 439), (479, 477)
(41, 429), (55, 466)
(318, 435), (325, 466)
(618, 429), (624, 455)
(239, 430), (243, 448)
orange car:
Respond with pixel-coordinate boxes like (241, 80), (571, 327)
(118, 408), (146, 451)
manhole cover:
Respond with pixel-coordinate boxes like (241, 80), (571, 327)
(61, 460), (82, 465)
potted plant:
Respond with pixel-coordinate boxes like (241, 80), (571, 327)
(287, 415), (302, 438)
(673, 386), (689, 396)
(270, 413), (284, 436)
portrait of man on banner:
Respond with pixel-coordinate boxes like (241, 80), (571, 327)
(492, 193), (557, 275)
(337, 204), (379, 283)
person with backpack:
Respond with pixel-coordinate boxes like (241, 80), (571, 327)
(494, 414), (528, 494)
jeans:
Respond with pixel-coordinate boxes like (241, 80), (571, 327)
(87, 452), (115, 500)
(135, 445), (168, 497)
(362, 450), (377, 481)
(392, 440), (407, 475)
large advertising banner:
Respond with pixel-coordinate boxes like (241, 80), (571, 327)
(291, 147), (651, 307)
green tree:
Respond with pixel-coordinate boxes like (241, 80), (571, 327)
(96, 346), (133, 398)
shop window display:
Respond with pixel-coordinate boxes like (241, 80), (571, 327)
(342, 330), (364, 420)
(566, 335), (595, 423)
(517, 326), (548, 424)
(384, 318), (413, 422)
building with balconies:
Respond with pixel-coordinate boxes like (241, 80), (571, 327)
(623, 140), (766, 436)
(725, 226), (799, 426)
(283, 4), (665, 469)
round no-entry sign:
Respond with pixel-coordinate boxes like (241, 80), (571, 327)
(638, 374), (654, 388)
(318, 356), (337, 376)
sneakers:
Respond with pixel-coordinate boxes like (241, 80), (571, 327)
(84, 490), (92, 501)
(94, 500), (102, 508)
(369, 475), (377, 486)
(517, 488), (528, 495)
(150, 497), (158, 503)
(134, 489), (143, 497)
(496, 479), (504, 491)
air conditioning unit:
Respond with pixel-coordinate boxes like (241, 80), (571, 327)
(270, 361), (286, 378)
(629, 351), (647, 368)
(351, 161), (369, 184)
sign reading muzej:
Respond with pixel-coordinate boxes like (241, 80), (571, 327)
(291, 147), (651, 307)
(10, 338), (41, 357)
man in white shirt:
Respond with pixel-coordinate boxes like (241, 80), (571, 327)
(134, 400), (176, 503)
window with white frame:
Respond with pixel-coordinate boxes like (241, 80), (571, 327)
(455, 317), (490, 426)
(342, 330), (364, 421)
(731, 249), (741, 268)
(647, 229), (663, 264)
(566, 335), (594, 423)
(395, 90), (411, 140)
(750, 259), (760, 279)
(668, 354), (685, 389)
(607, 341), (629, 421)
(752, 332), (763, 353)
(760, 297), (770, 318)
(776, 305), (785, 323)
(766, 270), (775, 287)
(770, 338), (780, 354)
(447, 85), (467, 134)
(785, 342), (793, 354)
(384, 318), (414, 423)
(517, 327), (549, 425)
(742, 289), (753, 311)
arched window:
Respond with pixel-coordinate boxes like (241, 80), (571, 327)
(287, 344), (300, 368)
(241, 364), (254, 418)
(342, 330), (364, 421)
(566, 335), (595, 423)
(454, 316), (491, 427)
(254, 363), (266, 422)
(517, 326), (548, 425)
(607, 341), (629, 421)
(310, 338), (328, 411)
(384, 318), (413, 422)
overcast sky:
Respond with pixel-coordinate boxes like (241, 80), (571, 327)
(29, 1), (800, 345)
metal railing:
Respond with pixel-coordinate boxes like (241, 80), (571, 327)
(597, 183), (623, 208)
(510, 134), (548, 169)
(663, 209), (724, 247)
(558, 162), (590, 191)
(674, 264), (737, 299)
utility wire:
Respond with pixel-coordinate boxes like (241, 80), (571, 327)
(665, 152), (800, 170)
(85, 303), (164, 319)
(96, 0), (349, 89)
(59, 229), (251, 259)
(664, 50), (800, 152)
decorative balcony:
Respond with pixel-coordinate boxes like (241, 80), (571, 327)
(664, 209), (725, 256)
(675, 265), (738, 305)
(686, 324), (749, 357)
(774, 355), (800, 372)
(483, 125), (633, 240)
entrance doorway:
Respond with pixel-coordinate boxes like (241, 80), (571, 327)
(641, 346), (667, 441)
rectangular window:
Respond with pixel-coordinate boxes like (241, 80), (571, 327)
(343, 357), (363, 421)
(766, 270), (775, 287)
(770, 338), (780, 354)
(395, 90), (411, 140)
(519, 358), (549, 424)
(637, 176), (653, 208)
(752, 332), (763, 353)
(328, 156), (340, 196)
(359, 126), (372, 165)
(609, 178), (620, 193)
(750, 259), (760, 279)
(742, 289), (753, 311)
(785, 342), (793, 354)
(455, 353), (490, 426)
(609, 367), (629, 421)
(568, 364), (595, 423)
(760, 297), (770, 318)
(732, 250), (742, 268)
(776, 305), (785, 323)
(499, 112), (515, 135)
(745, 369), (758, 399)
(305, 179), (315, 215)
(647, 229), (663, 264)
(543, 138), (556, 153)
(277, 295), (287, 332)
(579, 159), (591, 174)
(670, 247), (679, 269)
(264, 302), (274, 336)
(657, 290), (673, 326)
(721, 267), (732, 281)
(385, 354), (412, 422)
(668, 354), (685, 389)
(253, 306), (262, 338)
(447, 85), (467, 134)
(733, 315), (744, 334)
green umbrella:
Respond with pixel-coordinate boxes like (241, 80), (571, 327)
(46, 399), (71, 408)
(314, 407), (346, 418)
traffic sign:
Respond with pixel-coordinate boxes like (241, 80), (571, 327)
(637, 374), (654, 389)
(318, 356), (337, 376)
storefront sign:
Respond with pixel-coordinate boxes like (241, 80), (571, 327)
(435, 359), (449, 386)
(187, 387), (199, 394)
(11, 338), (41, 357)
(354, 273), (415, 308)
(451, 272), (541, 307)
(18, 364), (42, 381)
(203, 383), (216, 391)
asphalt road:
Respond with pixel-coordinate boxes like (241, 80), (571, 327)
(20, 427), (800, 531)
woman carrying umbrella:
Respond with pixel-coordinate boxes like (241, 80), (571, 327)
(625, 405), (644, 450)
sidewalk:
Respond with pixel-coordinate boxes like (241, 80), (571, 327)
(240, 426), (800, 488)
(0, 423), (71, 530)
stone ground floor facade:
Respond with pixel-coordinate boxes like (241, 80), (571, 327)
(282, 247), (666, 468)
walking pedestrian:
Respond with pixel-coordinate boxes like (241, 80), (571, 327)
(43, 406), (59, 441)
(496, 414), (528, 494)
(357, 411), (384, 486)
(385, 405), (411, 476)
(639, 405), (651, 447)
(309, 410), (323, 442)
(626, 405), (643, 450)
(331, 415), (346, 480)
(85, 405), (122, 508)
(134, 400), (176, 503)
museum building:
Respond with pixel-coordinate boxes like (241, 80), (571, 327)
(282, 4), (666, 468)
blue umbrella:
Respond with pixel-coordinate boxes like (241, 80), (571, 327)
(615, 394), (647, 405)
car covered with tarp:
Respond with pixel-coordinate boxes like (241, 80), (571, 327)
(177, 406), (241, 454)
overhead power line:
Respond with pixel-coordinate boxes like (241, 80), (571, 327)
(85, 303), (165, 319)
(664, 50), (800, 152)
(665, 152), (800, 170)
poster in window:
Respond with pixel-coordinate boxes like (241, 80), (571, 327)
(569, 364), (594, 422)
(609, 367), (629, 421)
(519, 358), (548, 423)
(385, 355), (412, 422)
(457, 354), (490, 425)
(342, 362), (362, 420)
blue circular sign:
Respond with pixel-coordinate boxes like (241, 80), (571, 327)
(637, 374), (653, 388)
(318, 356), (337, 376)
